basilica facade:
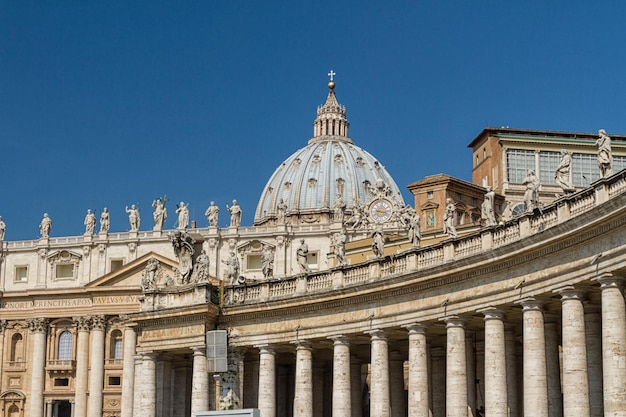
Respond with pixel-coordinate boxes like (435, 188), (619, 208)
(1, 82), (626, 417)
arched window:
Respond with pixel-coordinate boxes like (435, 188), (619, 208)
(110, 330), (123, 360)
(58, 331), (73, 360)
(10, 333), (23, 362)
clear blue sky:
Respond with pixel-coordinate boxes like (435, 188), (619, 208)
(1, 1), (625, 240)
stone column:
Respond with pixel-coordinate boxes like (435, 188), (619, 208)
(258, 345), (276, 417)
(28, 318), (49, 417)
(73, 316), (91, 417)
(557, 288), (590, 417)
(121, 325), (137, 417)
(368, 329), (390, 417)
(518, 299), (548, 417)
(156, 354), (173, 417)
(443, 316), (468, 417)
(293, 341), (313, 417)
(133, 355), (143, 417)
(141, 352), (157, 417)
(88, 315), (106, 417)
(405, 324), (428, 417)
(46, 400), (53, 417)
(594, 274), (626, 416)
(389, 351), (405, 417)
(191, 347), (209, 414)
(329, 336), (351, 417)
(504, 327), (518, 417)
(480, 308), (507, 417)
(350, 357), (363, 417)
(584, 303), (603, 417)
(0, 321), (6, 395)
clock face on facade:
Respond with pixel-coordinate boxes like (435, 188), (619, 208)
(369, 198), (393, 223)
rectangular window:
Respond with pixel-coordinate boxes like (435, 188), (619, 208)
(246, 254), (262, 270)
(427, 191), (434, 199)
(538, 151), (560, 186)
(108, 376), (121, 386)
(14, 266), (28, 283)
(54, 378), (69, 387)
(506, 149), (535, 184)
(572, 153), (600, 187)
(306, 252), (319, 270)
(614, 155), (626, 172)
(110, 259), (124, 273)
(55, 264), (74, 280)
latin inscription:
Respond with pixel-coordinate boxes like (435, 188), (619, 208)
(142, 324), (205, 341)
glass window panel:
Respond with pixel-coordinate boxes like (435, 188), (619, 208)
(572, 153), (600, 187)
(113, 338), (123, 359)
(506, 149), (535, 184)
(58, 331), (73, 360)
(538, 151), (560, 186)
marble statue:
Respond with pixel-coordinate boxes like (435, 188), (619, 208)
(400, 204), (415, 228)
(371, 226), (384, 257)
(176, 201), (189, 230)
(192, 250), (210, 282)
(333, 231), (347, 266)
(261, 244), (274, 278)
(227, 200), (242, 228)
(205, 201), (219, 227)
(222, 252), (240, 285)
(443, 198), (457, 238)
(276, 199), (287, 224)
(481, 187), (497, 226)
(0, 216), (6, 240)
(596, 129), (613, 178)
(39, 213), (52, 238)
(333, 194), (346, 222)
(141, 258), (160, 292)
(171, 230), (195, 284)
(345, 200), (368, 230)
(555, 149), (575, 193)
(84, 209), (97, 235)
(522, 170), (540, 212)
(99, 208), (110, 234)
(296, 239), (311, 273)
(125, 205), (140, 232)
(152, 198), (167, 231)
(408, 212), (421, 246)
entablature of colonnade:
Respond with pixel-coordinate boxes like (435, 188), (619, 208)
(129, 304), (220, 353)
(221, 171), (626, 348)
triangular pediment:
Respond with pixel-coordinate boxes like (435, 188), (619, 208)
(419, 201), (440, 211)
(86, 252), (178, 289)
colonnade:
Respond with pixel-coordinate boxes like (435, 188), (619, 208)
(239, 275), (625, 417)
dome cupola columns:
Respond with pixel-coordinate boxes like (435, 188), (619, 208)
(312, 70), (351, 142)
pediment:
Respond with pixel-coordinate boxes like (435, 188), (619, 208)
(419, 201), (439, 211)
(86, 252), (178, 289)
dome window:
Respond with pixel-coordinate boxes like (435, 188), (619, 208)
(308, 178), (318, 188)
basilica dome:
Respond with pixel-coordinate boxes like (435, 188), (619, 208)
(254, 81), (405, 225)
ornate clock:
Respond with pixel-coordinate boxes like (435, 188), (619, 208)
(369, 198), (393, 223)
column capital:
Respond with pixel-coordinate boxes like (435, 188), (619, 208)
(593, 272), (625, 289)
(403, 322), (426, 334)
(27, 317), (49, 333)
(440, 315), (465, 328)
(365, 328), (387, 340)
(328, 335), (350, 345)
(515, 297), (545, 311)
(477, 306), (506, 321)
(553, 285), (586, 301)
(73, 316), (92, 332)
(255, 344), (276, 355)
(91, 315), (107, 331)
(292, 340), (313, 351)
(190, 346), (206, 356)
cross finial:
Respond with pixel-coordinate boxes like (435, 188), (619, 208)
(328, 70), (336, 82)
